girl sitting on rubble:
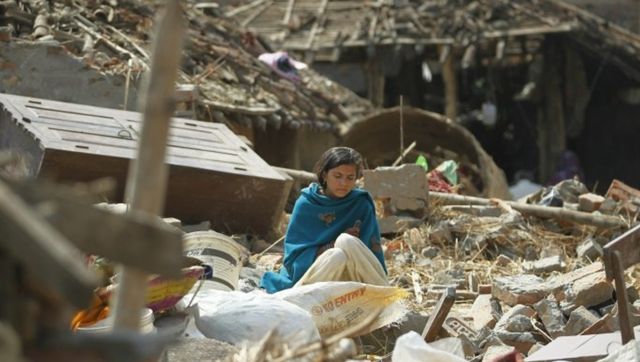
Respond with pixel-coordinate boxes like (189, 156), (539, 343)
(260, 147), (388, 293)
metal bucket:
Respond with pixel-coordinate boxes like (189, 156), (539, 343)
(183, 231), (246, 291)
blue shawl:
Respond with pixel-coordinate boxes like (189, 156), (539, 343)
(260, 183), (387, 293)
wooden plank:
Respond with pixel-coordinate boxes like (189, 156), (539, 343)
(441, 46), (457, 120)
(9, 179), (183, 277)
(422, 287), (456, 342)
(603, 223), (640, 278)
(0, 179), (97, 309)
(526, 328), (640, 361)
(611, 251), (634, 345)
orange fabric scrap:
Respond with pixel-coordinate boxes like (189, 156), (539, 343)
(70, 294), (110, 331)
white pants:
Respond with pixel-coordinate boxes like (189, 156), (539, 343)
(294, 233), (388, 287)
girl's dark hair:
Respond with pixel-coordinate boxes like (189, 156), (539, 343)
(313, 147), (364, 188)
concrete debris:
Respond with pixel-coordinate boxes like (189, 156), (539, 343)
(471, 295), (499, 330)
(576, 238), (604, 260)
(492, 275), (547, 306)
(563, 306), (600, 335)
(522, 255), (566, 274)
(553, 270), (613, 311)
(534, 297), (566, 338)
(364, 164), (429, 234)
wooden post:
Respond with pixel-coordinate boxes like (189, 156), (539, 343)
(422, 287), (456, 342)
(564, 44), (590, 138)
(441, 46), (458, 121)
(111, 0), (185, 332)
(366, 58), (385, 107)
(537, 37), (566, 183)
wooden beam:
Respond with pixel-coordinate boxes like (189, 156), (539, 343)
(612, 250), (634, 344)
(111, 0), (185, 332)
(431, 192), (628, 229)
(537, 38), (566, 183)
(224, 0), (266, 18)
(9, 180), (183, 277)
(273, 166), (316, 184)
(441, 46), (457, 120)
(0, 179), (97, 309)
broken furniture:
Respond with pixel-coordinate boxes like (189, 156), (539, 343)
(0, 93), (292, 235)
(603, 223), (640, 345)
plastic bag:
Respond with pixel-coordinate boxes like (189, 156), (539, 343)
(392, 331), (466, 362)
(185, 289), (320, 348)
(275, 281), (408, 338)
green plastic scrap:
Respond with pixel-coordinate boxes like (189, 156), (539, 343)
(415, 155), (429, 171)
(436, 160), (458, 185)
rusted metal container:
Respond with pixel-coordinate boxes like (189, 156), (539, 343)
(0, 93), (292, 235)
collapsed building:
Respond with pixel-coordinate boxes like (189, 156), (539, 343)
(0, 0), (374, 172)
(227, 0), (640, 191)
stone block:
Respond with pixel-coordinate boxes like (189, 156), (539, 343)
(495, 305), (536, 332)
(471, 295), (499, 331)
(378, 215), (423, 234)
(523, 255), (565, 274)
(363, 164), (428, 200)
(482, 345), (518, 362)
(553, 271), (613, 310)
(534, 297), (566, 338)
(578, 193), (605, 212)
(504, 315), (534, 332)
(493, 275), (548, 306)
(576, 238), (603, 261)
(545, 262), (604, 292)
(392, 196), (426, 212)
(563, 306), (599, 335)
(493, 331), (537, 354)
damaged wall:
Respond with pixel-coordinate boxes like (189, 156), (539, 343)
(0, 42), (139, 110)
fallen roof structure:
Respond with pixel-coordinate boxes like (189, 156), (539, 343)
(0, 0), (374, 170)
(227, 0), (640, 190)
(226, 0), (640, 79)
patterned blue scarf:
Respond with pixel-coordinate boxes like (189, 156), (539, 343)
(260, 183), (386, 293)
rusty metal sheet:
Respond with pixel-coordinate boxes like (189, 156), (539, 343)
(0, 93), (292, 235)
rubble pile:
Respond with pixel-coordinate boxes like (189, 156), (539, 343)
(371, 177), (640, 360)
(0, 0), (373, 131)
(225, 0), (640, 68)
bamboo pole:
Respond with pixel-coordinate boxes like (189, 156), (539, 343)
(430, 192), (628, 229)
(111, 0), (185, 332)
(391, 141), (417, 167)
